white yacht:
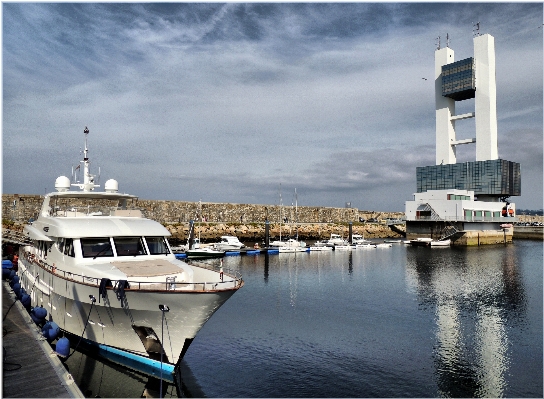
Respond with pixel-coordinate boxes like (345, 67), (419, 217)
(325, 234), (348, 247)
(212, 235), (245, 251)
(351, 234), (371, 245)
(17, 127), (243, 368)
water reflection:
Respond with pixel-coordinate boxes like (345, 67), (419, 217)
(63, 343), (206, 398)
(405, 246), (525, 397)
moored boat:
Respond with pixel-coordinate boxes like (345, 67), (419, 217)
(185, 247), (225, 258)
(17, 127), (243, 369)
(430, 239), (451, 247)
(212, 235), (245, 251)
(409, 237), (434, 246)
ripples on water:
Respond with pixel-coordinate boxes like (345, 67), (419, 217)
(65, 240), (542, 397)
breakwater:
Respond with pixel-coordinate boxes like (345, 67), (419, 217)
(2, 194), (404, 241)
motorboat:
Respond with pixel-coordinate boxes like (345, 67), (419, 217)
(409, 237), (434, 246)
(430, 239), (451, 247)
(185, 247), (225, 259)
(375, 243), (393, 248)
(351, 234), (372, 245)
(169, 244), (187, 253)
(278, 246), (307, 253)
(212, 235), (245, 251)
(353, 243), (376, 249)
(325, 234), (348, 247)
(309, 246), (333, 251)
(17, 127), (243, 369)
(270, 238), (307, 249)
(334, 245), (352, 251)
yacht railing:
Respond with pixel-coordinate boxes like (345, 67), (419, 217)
(50, 205), (143, 217)
(21, 251), (243, 292)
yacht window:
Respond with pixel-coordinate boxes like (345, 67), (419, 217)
(64, 238), (75, 257)
(145, 237), (171, 255)
(81, 238), (113, 258)
(113, 237), (147, 256)
(58, 238), (65, 254)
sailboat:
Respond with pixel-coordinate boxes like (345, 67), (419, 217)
(185, 201), (225, 259)
(278, 189), (307, 253)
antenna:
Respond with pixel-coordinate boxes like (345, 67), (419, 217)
(446, 33), (450, 48)
(436, 35), (441, 50)
(473, 22), (481, 37)
(71, 126), (100, 192)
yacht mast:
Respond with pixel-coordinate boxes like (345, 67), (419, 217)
(72, 127), (100, 192)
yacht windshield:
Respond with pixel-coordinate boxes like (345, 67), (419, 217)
(113, 237), (147, 256)
(81, 238), (113, 258)
(145, 237), (170, 255)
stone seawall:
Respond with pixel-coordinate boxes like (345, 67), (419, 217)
(2, 194), (404, 242)
(2, 194), (403, 225)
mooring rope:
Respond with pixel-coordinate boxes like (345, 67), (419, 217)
(65, 295), (96, 360)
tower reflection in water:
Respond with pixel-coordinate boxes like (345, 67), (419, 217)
(405, 245), (525, 397)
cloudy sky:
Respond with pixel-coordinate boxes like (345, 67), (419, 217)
(2, 3), (542, 211)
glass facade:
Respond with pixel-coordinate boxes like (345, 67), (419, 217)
(417, 159), (521, 196)
(442, 57), (475, 101)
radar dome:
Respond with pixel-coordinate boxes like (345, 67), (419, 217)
(104, 179), (119, 193)
(55, 176), (71, 192)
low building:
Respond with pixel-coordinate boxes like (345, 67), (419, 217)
(405, 189), (517, 245)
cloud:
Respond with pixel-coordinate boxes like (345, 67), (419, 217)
(2, 3), (542, 211)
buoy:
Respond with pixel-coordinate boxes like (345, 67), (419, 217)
(12, 282), (21, 297)
(21, 293), (31, 309)
(2, 268), (11, 280)
(31, 307), (48, 325)
(42, 321), (60, 342)
(55, 337), (70, 358)
(9, 275), (19, 288)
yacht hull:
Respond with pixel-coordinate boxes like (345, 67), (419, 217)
(19, 256), (241, 366)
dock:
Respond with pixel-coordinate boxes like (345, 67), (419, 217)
(2, 281), (84, 398)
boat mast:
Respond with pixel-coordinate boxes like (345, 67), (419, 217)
(295, 188), (298, 241)
(72, 127), (100, 192)
(279, 184), (282, 242)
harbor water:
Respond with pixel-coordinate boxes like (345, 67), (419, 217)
(64, 240), (542, 397)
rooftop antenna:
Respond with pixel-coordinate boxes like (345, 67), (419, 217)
(473, 22), (481, 37)
(435, 35), (441, 50)
(446, 33), (451, 48)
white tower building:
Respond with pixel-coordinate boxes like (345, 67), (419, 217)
(435, 33), (498, 165)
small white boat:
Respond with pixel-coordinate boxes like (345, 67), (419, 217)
(185, 247), (225, 259)
(325, 234), (348, 247)
(352, 234), (372, 245)
(409, 238), (434, 246)
(334, 245), (352, 251)
(271, 238), (307, 249)
(213, 235), (245, 250)
(375, 243), (393, 248)
(353, 243), (376, 249)
(170, 244), (187, 253)
(309, 246), (333, 251)
(278, 246), (306, 253)
(430, 239), (451, 247)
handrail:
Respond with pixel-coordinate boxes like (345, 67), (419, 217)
(21, 251), (243, 292)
